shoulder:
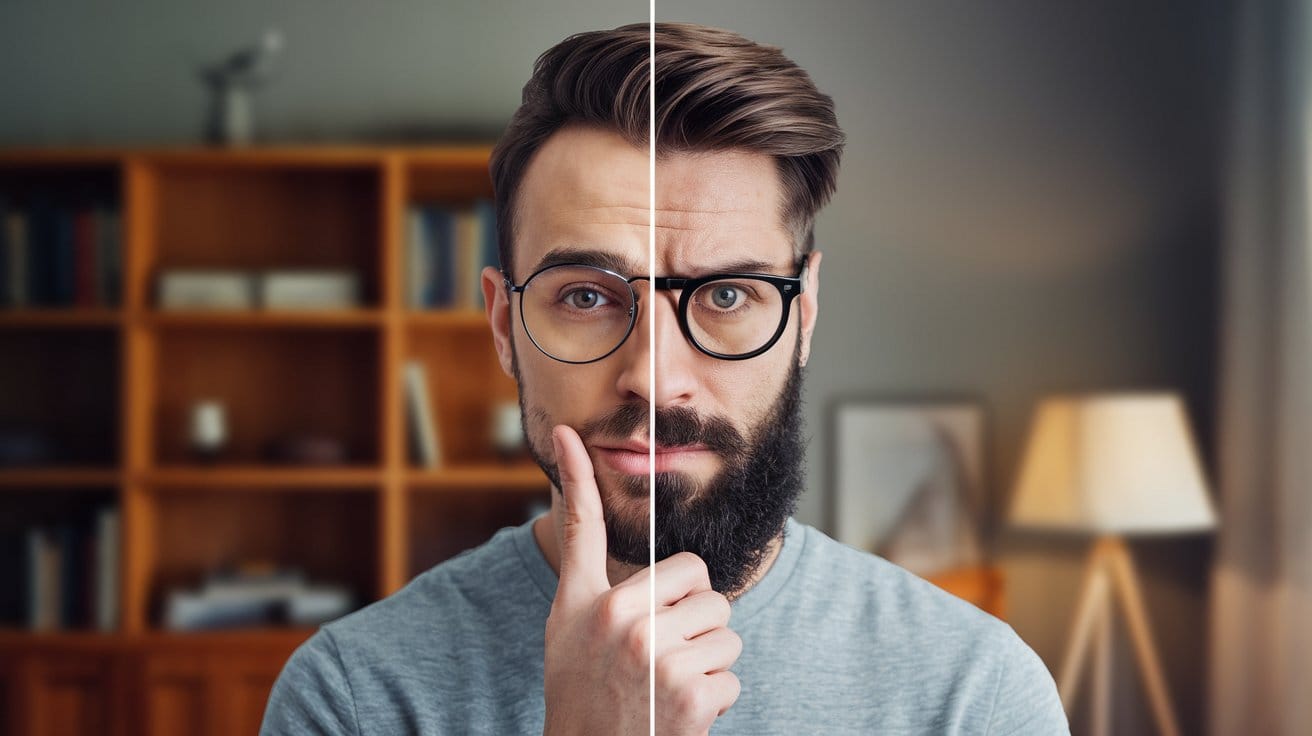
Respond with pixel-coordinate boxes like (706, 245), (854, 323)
(261, 627), (358, 735)
(262, 520), (553, 733)
(319, 519), (551, 658)
(782, 522), (1068, 733)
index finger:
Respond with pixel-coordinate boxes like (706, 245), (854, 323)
(551, 424), (611, 610)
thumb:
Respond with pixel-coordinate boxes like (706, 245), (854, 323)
(551, 424), (610, 609)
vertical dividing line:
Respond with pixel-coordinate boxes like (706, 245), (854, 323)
(647, 7), (657, 736)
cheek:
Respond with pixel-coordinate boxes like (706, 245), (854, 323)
(703, 355), (791, 434)
(514, 331), (620, 428)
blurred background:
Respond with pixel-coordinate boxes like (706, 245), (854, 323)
(0, 1), (1303, 734)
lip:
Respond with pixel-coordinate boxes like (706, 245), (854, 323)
(592, 441), (713, 475)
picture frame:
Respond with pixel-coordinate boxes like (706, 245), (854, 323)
(830, 399), (987, 576)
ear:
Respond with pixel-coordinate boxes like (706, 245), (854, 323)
(482, 266), (516, 378)
(798, 251), (821, 368)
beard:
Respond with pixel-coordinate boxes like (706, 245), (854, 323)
(516, 351), (806, 597)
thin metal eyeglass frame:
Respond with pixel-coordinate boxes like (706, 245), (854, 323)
(502, 261), (808, 364)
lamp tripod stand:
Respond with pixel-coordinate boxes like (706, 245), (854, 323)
(1058, 537), (1180, 736)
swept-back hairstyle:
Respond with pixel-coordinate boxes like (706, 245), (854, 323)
(490, 22), (845, 275)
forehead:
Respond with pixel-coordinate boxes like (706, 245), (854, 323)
(513, 126), (795, 277)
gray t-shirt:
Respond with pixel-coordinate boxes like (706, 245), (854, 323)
(261, 517), (1068, 734)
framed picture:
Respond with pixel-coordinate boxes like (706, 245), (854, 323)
(831, 400), (986, 576)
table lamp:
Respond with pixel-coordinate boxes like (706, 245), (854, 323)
(1008, 392), (1217, 736)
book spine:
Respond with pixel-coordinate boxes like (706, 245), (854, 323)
(101, 209), (121, 307)
(477, 198), (499, 310)
(427, 208), (454, 308)
(57, 523), (80, 628)
(74, 207), (96, 307)
(406, 207), (421, 308)
(96, 508), (120, 631)
(26, 527), (44, 629)
(454, 209), (477, 309)
(0, 198), (8, 307)
(9, 213), (28, 306)
(52, 208), (76, 306)
(404, 361), (442, 468)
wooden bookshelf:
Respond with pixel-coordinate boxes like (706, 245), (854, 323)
(0, 146), (548, 735)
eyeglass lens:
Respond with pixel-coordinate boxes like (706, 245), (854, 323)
(519, 265), (787, 362)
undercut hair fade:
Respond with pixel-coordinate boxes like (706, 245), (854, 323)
(490, 22), (845, 276)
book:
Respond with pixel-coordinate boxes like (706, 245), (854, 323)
(426, 207), (455, 307)
(26, 527), (61, 631)
(454, 208), (480, 309)
(407, 207), (430, 308)
(6, 212), (27, 307)
(51, 208), (76, 305)
(73, 207), (96, 307)
(404, 360), (442, 467)
(95, 508), (119, 631)
(96, 207), (121, 306)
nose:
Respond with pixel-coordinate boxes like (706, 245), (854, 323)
(613, 287), (699, 407)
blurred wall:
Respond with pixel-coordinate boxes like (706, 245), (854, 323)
(1, 1), (1235, 733)
(655, 2), (1232, 734)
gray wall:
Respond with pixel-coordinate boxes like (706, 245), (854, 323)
(653, 3), (1229, 733)
(2, 2), (1233, 732)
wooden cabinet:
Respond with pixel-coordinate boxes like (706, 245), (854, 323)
(0, 147), (550, 733)
(0, 632), (304, 736)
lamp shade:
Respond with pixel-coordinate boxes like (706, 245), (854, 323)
(1008, 392), (1217, 535)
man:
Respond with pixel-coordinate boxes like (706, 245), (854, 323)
(262, 22), (1068, 735)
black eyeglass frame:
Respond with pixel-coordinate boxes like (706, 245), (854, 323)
(502, 261), (809, 364)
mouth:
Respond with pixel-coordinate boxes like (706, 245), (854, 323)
(591, 439), (715, 475)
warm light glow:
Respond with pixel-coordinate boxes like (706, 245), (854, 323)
(1008, 392), (1218, 534)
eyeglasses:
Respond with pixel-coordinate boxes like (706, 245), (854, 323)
(503, 261), (808, 364)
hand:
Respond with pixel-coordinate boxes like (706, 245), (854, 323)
(543, 425), (742, 736)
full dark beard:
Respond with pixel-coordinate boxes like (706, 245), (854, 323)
(520, 352), (806, 597)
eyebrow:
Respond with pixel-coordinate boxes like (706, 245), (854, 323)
(524, 248), (796, 280)
(529, 248), (644, 277)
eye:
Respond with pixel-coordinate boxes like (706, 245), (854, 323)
(709, 285), (744, 309)
(563, 288), (611, 309)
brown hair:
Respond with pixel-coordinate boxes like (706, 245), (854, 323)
(490, 22), (845, 275)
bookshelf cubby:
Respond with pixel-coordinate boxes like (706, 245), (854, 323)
(0, 146), (549, 735)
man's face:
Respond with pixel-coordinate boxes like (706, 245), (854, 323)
(483, 126), (821, 593)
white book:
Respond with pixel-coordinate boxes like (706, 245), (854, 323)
(404, 360), (442, 467)
(95, 509), (120, 631)
(26, 528), (45, 629)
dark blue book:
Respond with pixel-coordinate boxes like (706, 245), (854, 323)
(27, 197), (54, 305)
(424, 207), (456, 307)
(51, 208), (77, 306)
(474, 199), (499, 309)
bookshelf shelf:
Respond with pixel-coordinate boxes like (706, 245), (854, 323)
(0, 468), (121, 488)
(403, 309), (490, 328)
(406, 463), (549, 491)
(0, 145), (551, 734)
(143, 466), (383, 489)
(0, 308), (122, 328)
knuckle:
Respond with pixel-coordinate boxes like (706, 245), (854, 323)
(674, 684), (708, 721)
(654, 651), (679, 685)
(676, 551), (710, 579)
(624, 620), (651, 666)
(723, 671), (742, 705)
(594, 590), (630, 629)
(708, 592), (731, 623)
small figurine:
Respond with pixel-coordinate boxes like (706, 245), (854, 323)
(199, 29), (283, 146)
